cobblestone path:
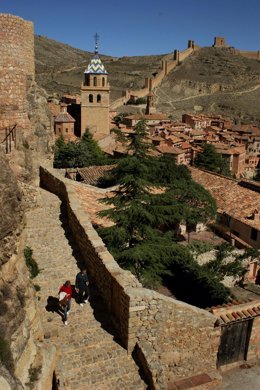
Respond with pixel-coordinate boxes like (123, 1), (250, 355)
(25, 188), (147, 390)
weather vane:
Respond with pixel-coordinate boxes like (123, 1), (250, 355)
(94, 33), (99, 54)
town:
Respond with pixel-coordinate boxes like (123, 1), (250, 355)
(0, 11), (260, 390)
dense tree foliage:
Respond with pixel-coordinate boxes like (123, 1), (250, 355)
(98, 121), (220, 297)
(53, 131), (111, 168)
(194, 143), (231, 176)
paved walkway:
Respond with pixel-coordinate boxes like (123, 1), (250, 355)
(25, 188), (146, 390)
(221, 363), (260, 389)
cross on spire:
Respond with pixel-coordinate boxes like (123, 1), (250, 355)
(94, 33), (99, 54)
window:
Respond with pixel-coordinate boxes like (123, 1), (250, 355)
(89, 94), (93, 103)
(97, 94), (101, 103)
(251, 228), (258, 241)
(94, 77), (97, 86)
(66, 128), (68, 133)
(102, 77), (105, 86)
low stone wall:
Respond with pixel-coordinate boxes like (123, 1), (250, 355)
(40, 166), (221, 389)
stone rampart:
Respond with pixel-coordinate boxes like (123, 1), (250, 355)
(236, 50), (260, 60)
(110, 44), (197, 110)
(0, 14), (34, 131)
(40, 166), (221, 389)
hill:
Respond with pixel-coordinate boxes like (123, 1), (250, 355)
(156, 47), (260, 124)
(35, 36), (260, 124)
(35, 35), (164, 102)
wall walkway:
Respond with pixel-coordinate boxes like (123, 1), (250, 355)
(25, 187), (146, 390)
(39, 166), (222, 389)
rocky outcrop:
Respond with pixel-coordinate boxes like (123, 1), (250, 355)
(0, 149), (23, 265)
(9, 80), (54, 182)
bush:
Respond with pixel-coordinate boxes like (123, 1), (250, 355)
(26, 366), (42, 389)
(24, 246), (40, 279)
(33, 284), (41, 292)
(188, 240), (215, 255)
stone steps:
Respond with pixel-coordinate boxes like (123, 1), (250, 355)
(25, 188), (147, 389)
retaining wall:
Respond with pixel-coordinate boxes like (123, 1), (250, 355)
(40, 165), (221, 389)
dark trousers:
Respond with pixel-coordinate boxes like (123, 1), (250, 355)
(78, 286), (89, 303)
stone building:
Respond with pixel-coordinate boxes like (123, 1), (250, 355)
(54, 103), (76, 141)
(81, 39), (110, 136)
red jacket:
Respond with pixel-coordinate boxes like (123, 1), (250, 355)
(59, 284), (72, 299)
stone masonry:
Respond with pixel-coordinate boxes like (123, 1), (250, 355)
(25, 187), (147, 390)
(0, 14), (34, 131)
(40, 166), (222, 390)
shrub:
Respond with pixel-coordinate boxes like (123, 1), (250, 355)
(26, 366), (42, 389)
(24, 246), (40, 279)
(33, 284), (41, 292)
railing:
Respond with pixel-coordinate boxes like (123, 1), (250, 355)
(0, 124), (17, 154)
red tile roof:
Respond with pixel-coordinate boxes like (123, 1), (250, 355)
(209, 301), (260, 324)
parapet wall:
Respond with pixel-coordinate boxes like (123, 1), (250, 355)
(0, 14), (34, 130)
(40, 166), (220, 389)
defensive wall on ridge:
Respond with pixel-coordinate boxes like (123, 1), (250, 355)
(110, 41), (200, 110)
(0, 14), (34, 131)
(40, 165), (221, 389)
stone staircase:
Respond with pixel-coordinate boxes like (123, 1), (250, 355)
(25, 188), (147, 390)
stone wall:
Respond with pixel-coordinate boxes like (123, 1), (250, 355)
(40, 166), (221, 389)
(236, 50), (260, 61)
(0, 14), (34, 131)
(110, 44), (197, 110)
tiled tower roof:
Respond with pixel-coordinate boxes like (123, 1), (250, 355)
(84, 54), (108, 75)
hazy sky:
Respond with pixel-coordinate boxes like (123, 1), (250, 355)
(1, 0), (260, 56)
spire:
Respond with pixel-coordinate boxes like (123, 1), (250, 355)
(94, 33), (99, 54)
(84, 33), (108, 75)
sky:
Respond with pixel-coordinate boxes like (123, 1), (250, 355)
(1, 0), (260, 57)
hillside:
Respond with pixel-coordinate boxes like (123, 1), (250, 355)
(155, 47), (260, 124)
(35, 36), (260, 123)
(35, 35), (164, 101)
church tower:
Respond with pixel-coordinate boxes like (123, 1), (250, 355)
(81, 34), (110, 135)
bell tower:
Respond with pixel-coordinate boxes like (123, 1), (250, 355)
(81, 34), (110, 135)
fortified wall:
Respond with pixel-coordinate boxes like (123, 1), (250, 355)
(40, 165), (221, 389)
(213, 36), (260, 61)
(0, 14), (34, 132)
(110, 40), (199, 110)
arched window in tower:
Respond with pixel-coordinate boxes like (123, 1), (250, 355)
(89, 94), (93, 103)
(85, 74), (90, 86)
(94, 77), (97, 86)
(102, 77), (105, 87)
(97, 94), (101, 103)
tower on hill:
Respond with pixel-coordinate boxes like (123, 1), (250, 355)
(81, 34), (110, 136)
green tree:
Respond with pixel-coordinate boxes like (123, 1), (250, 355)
(164, 245), (230, 308)
(98, 121), (217, 288)
(53, 130), (111, 168)
(194, 143), (231, 176)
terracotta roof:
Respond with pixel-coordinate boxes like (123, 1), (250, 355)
(68, 165), (114, 186)
(55, 112), (75, 123)
(190, 167), (260, 230)
(73, 184), (113, 227)
(157, 143), (183, 155)
(209, 300), (260, 324)
(125, 114), (169, 120)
